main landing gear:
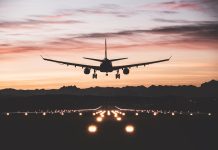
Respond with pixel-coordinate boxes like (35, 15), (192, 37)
(92, 70), (97, 79)
(115, 70), (120, 79)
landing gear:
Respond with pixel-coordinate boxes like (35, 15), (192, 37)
(106, 73), (108, 76)
(93, 74), (97, 79)
(92, 70), (97, 79)
(115, 70), (120, 79)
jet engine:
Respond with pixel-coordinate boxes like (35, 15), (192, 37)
(84, 68), (90, 74)
(123, 68), (129, 75)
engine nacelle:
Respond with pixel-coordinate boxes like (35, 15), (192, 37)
(84, 68), (90, 74)
(123, 68), (129, 75)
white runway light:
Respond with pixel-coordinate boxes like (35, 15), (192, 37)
(96, 116), (103, 122)
(107, 111), (111, 116)
(116, 117), (122, 121)
(125, 125), (135, 133)
(88, 125), (97, 133)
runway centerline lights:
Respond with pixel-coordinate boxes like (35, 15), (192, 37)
(125, 125), (135, 133)
(88, 125), (97, 133)
(96, 116), (103, 122)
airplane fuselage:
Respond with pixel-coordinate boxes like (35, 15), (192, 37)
(99, 58), (113, 72)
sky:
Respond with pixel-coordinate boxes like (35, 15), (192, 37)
(0, 0), (218, 89)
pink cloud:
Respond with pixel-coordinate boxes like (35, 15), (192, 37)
(143, 1), (202, 11)
(0, 19), (83, 30)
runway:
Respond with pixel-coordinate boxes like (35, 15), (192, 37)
(0, 107), (216, 150)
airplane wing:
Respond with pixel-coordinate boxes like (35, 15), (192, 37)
(41, 56), (100, 70)
(113, 56), (171, 70)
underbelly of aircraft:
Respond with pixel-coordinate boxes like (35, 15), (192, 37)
(100, 66), (113, 72)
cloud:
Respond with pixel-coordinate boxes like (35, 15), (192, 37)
(0, 19), (83, 29)
(1, 21), (217, 58)
(150, 22), (218, 39)
(153, 18), (198, 24)
(198, 0), (218, 18)
(78, 3), (137, 17)
(59, 3), (138, 18)
(75, 21), (218, 40)
(143, 1), (202, 11)
(0, 46), (42, 55)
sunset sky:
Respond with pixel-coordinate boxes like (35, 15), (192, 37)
(0, 0), (218, 89)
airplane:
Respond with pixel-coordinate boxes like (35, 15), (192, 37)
(41, 39), (171, 79)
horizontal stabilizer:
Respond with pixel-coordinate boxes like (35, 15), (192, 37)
(83, 57), (103, 62)
(110, 57), (128, 62)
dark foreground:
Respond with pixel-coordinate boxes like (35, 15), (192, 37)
(0, 113), (217, 150)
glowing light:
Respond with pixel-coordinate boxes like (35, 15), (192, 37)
(93, 113), (96, 116)
(6, 113), (10, 116)
(208, 113), (212, 116)
(25, 112), (28, 116)
(107, 111), (111, 116)
(172, 112), (175, 116)
(43, 112), (46, 116)
(79, 113), (83, 116)
(135, 113), (139, 116)
(100, 114), (105, 118)
(190, 113), (193, 116)
(88, 125), (97, 133)
(125, 125), (135, 133)
(116, 117), (122, 121)
(122, 113), (125, 116)
(96, 117), (103, 122)
(153, 112), (157, 116)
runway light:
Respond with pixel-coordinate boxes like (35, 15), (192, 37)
(6, 113), (10, 116)
(153, 112), (157, 116)
(208, 113), (212, 116)
(122, 113), (125, 116)
(25, 112), (28, 116)
(125, 125), (135, 133)
(93, 113), (96, 116)
(135, 113), (139, 116)
(79, 113), (83, 116)
(43, 112), (46, 116)
(96, 117), (103, 122)
(107, 111), (111, 116)
(116, 117), (122, 121)
(172, 112), (175, 116)
(190, 113), (193, 116)
(88, 125), (97, 133)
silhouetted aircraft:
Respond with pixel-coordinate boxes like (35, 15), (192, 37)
(41, 39), (171, 79)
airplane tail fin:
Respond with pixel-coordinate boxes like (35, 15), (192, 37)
(105, 38), (107, 59)
(110, 57), (128, 62)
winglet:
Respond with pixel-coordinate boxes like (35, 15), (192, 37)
(40, 55), (45, 60)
